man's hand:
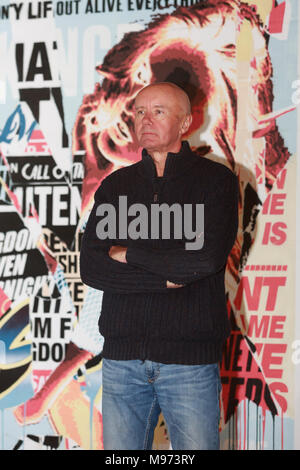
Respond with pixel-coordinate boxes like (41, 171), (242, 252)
(109, 246), (128, 263)
(108, 247), (184, 287)
(166, 281), (184, 288)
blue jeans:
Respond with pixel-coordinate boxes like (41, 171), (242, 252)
(102, 359), (221, 450)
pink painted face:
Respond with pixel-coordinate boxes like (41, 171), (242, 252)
(134, 85), (191, 155)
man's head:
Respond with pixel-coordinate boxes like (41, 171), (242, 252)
(134, 82), (192, 155)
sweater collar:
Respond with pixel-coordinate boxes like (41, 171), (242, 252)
(140, 141), (198, 180)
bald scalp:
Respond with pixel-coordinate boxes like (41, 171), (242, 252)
(136, 82), (191, 117)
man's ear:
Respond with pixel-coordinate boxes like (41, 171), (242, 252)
(180, 114), (193, 135)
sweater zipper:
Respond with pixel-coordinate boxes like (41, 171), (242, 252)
(153, 179), (159, 203)
(141, 296), (153, 361)
(141, 179), (160, 359)
(153, 177), (162, 203)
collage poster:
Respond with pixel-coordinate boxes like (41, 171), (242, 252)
(0, 0), (299, 450)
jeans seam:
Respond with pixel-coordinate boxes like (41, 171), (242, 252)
(143, 393), (158, 450)
(153, 363), (160, 382)
(215, 364), (221, 449)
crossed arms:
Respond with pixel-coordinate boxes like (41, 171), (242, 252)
(80, 171), (238, 294)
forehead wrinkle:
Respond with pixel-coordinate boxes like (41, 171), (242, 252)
(135, 103), (168, 109)
(134, 101), (172, 115)
(135, 83), (191, 115)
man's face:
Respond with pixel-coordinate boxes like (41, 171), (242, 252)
(134, 85), (190, 154)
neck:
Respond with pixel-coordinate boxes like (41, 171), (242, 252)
(150, 151), (167, 177)
(148, 142), (183, 177)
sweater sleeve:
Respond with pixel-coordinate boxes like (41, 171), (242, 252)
(80, 184), (167, 294)
(126, 170), (239, 285)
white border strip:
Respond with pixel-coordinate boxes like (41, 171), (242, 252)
(294, 0), (300, 451)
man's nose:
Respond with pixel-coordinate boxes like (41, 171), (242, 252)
(141, 111), (153, 124)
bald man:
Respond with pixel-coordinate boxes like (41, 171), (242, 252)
(80, 82), (239, 450)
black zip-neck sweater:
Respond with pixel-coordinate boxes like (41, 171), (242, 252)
(80, 141), (239, 364)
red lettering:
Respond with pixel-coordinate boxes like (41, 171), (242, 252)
(239, 314), (247, 331)
(269, 382), (288, 413)
(269, 316), (285, 338)
(247, 315), (285, 338)
(247, 315), (269, 338)
(222, 333), (250, 372)
(276, 169), (287, 190)
(262, 193), (286, 215)
(263, 277), (286, 311)
(270, 194), (286, 215)
(32, 369), (52, 393)
(261, 343), (287, 379)
(234, 276), (263, 311)
(270, 222), (287, 245)
(234, 276), (286, 311)
(255, 343), (264, 356)
(262, 222), (287, 245)
(262, 222), (271, 244)
(262, 193), (271, 214)
(268, 2), (288, 35)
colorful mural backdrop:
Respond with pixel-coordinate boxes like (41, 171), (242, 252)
(0, 0), (299, 450)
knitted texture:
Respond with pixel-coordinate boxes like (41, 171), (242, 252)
(80, 142), (239, 364)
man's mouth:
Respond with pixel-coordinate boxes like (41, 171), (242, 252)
(141, 131), (156, 136)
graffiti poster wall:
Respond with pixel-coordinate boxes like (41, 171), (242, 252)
(0, 0), (299, 450)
